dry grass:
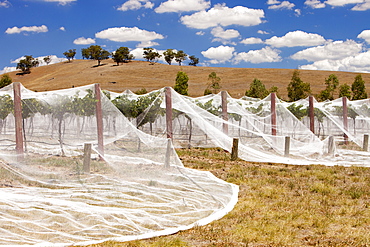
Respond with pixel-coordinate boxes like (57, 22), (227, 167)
(77, 147), (370, 247)
(7, 59), (370, 99)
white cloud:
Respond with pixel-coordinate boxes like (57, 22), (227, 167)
(0, 67), (16, 75)
(258, 30), (269, 35)
(117, 0), (154, 11)
(201, 45), (235, 64)
(3, 55), (67, 74)
(299, 51), (370, 73)
(267, 0), (295, 10)
(240, 37), (264, 45)
(304, 0), (325, 8)
(324, 0), (363, 7)
(0, 0), (10, 8)
(196, 31), (205, 36)
(265, 30), (326, 47)
(352, 1), (370, 11)
(180, 4), (264, 29)
(155, 0), (210, 13)
(291, 40), (363, 62)
(233, 47), (282, 64)
(73, 37), (96, 45)
(42, 0), (76, 5)
(59, 27), (66, 31)
(211, 26), (240, 44)
(294, 9), (301, 16)
(95, 27), (164, 43)
(5, 25), (48, 34)
(136, 41), (160, 48)
(358, 30), (370, 44)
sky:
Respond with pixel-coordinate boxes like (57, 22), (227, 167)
(1, 0), (370, 75)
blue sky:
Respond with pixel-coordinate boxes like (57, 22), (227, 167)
(1, 0), (370, 74)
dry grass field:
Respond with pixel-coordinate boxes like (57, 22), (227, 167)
(6, 59), (370, 99)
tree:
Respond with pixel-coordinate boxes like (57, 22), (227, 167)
(63, 49), (76, 62)
(81, 45), (110, 66)
(112, 46), (134, 66)
(175, 50), (187, 66)
(287, 70), (311, 102)
(0, 74), (12, 88)
(318, 74), (339, 101)
(339, 83), (351, 98)
(351, 74), (367, 100)
(174, 71), (189, 95)
(205, 72), (221, 95)
(43, 56), (51, 65)
(143, 48), (161, 64)
(245, 78), (269, 99)
(188, 55), (199, 66)
(16, 55), (39, 74)
(163, 49), (175, 65)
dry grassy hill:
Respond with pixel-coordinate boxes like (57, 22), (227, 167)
(7, 59), (370, 99)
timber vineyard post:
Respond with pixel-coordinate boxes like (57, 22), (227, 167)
(342, 97), (348, 145)
(309, 96), (315, 134)
(328, 136), (335, 154)
(284, 136), (290, 157)
(13, 82), (24, 157)
(94, 84), (104, 158)
(164, 138), (172, 169)
(221, 91), (228, 135)
(83, 143), (92, 174)
(165, 87), (173, 139)
(271, 92), (277, 136)
(363, 134), (369, 152)
(231, 138), (239, 161)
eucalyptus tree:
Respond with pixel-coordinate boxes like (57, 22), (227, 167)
(81, 45), (110, 66)
(16, 55), (39, 74)
(163, 49), (175, 65)
(174, 50), (187, 66)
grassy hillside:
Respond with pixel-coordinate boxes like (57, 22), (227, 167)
(7, 59), (370, 99)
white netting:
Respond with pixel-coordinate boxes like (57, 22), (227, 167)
(0, 83), (238, 246)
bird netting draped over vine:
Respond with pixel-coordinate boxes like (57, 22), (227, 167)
(0, 83), (238, 246)
(112, 88), (370, 167)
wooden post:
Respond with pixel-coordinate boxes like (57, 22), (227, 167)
(271, 92), (277, 136)
(83, 143), (92, 174)
(363, 134), (369, 152)
(221, 91), (228, 135)
(231, 138), (239, 161)
(328, 135), (335, 154)
(284, 136), (290, 157)
(342, 97), (348, 145)
(164, 138), (172, 168)
(165, 87), (173, 139)
(95, 84), (104, 158)
(309, 96), (315, 134)
(13, 82), (24, 157)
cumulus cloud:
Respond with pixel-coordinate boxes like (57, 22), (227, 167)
(304, 0), (325, 8)
(0, 0), (10, 8)
(325, 0), (363, 7)
(155, 0), (210, 13)
(95, 27), (164, 43)
(358, 30), (370, 44)
(5, 25), (48, 34)
(240, 37), (264, 45)
(2, 55), (68, 74)
(180, 4), (264, 29)
(299, 51), (370, 73)
(291, 40), (363, 62)
(43, 0), (76, 5)
(117, 0), (154, 11)
(211, 26), (240, 44)
(0, 67), (16, 75)
(136, 41), (160, 48)
(59, 27), (66, 31)
(267, 0), (295, 10)
(233, 47), (282, 64)
(201, 45), (235, 64)
(265, 30), (326, 47)
(258, 30), (269, 35)
(196, 31), (205, 36)
(352, 1), (370, 11)
(73, 37), (96, 45)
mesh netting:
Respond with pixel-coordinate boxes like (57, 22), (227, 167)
(0, 83), (238, 246)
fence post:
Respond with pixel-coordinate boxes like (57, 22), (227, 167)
(83, 143), (92, 174)
(363, 134), (369, 152)
(231, 138), (239, 161)
(309, 96), (315, 134)
(165, 87), (173, 139)
(94, 84), (104, 158)
(328, 136), (335, 154)
(164, 138), (172, 168)
(342, 97), (348, 145)
(13, 82), (24, 158)
(271, 92), (277, 136)
(284, 136), (290, 157)
(221, 91), (228, 135)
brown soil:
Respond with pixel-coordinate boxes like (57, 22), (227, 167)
(7, 59), (370, 99)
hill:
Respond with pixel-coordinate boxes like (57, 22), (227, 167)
(7, 59), (370, 99)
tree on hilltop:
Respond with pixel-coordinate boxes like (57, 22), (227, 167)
(16, 55), (39, 74)
(143, 48), (161, 64)
(81, 45), (110, 66)
(112, 47), (134, 66)
(63, 49), (76, 62)
(163, 49), (175, 65)
(175, 50), (187, 66)
(188, 55), (199, 66)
